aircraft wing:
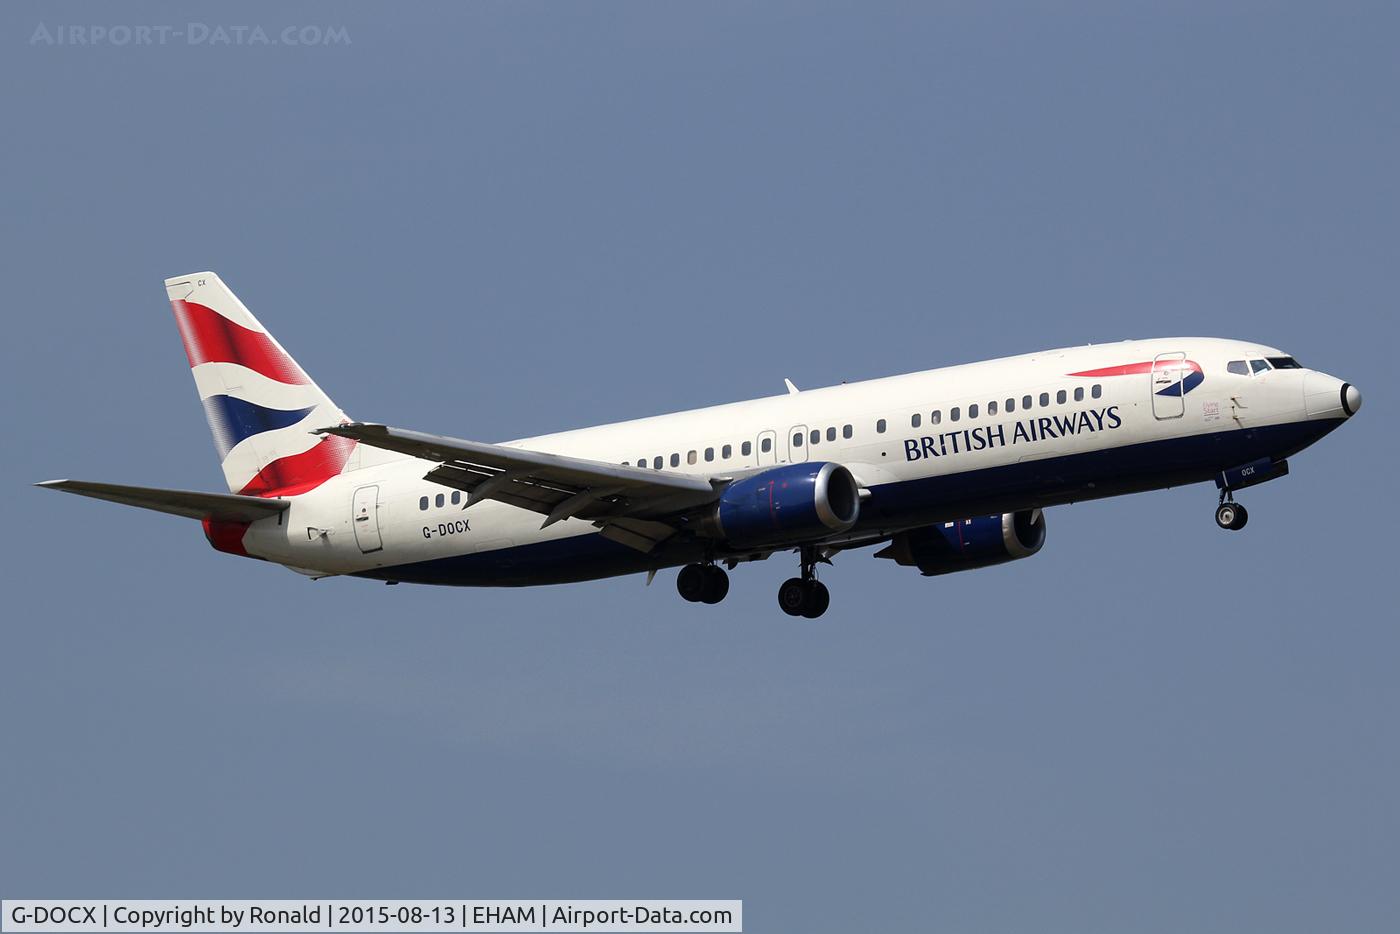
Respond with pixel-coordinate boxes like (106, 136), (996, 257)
(36, 480), (290, 522)
(320, 423), (721, 550)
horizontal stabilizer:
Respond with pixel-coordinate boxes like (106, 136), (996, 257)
(36, 479), (290, 522)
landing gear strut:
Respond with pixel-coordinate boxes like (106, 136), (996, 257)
(778, 546), (830, 619)
(677, 563), (730, 604)
(1215, 491), (1249, 531)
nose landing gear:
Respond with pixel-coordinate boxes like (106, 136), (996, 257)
(677, 563), (730, 604)
(1215, 494), (1249, 531)
(778, 546), (831, 618)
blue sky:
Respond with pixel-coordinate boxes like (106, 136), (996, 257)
(2, 3), (1397, 931)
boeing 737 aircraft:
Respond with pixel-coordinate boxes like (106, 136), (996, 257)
(40, 273), (1362, 617)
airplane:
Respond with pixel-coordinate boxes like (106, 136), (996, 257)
(39, 272), (1362, 618)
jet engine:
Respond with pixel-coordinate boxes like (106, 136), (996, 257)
(705, 462), (860, 548)
(876, 509), (1046, 576)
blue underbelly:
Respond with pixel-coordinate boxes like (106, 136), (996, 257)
(355, 418), (1341, 587)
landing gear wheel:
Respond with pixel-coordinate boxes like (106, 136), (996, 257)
(778, 578), (808, 616)
(676, 564), (707, 602)
(700, 565), (730, 604)
(779, 545), (834, 618)
(1215, 502), (1248, 531)
(777, 578), (830, 618)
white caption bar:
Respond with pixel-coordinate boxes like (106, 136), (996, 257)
(2, 902), (742, 933)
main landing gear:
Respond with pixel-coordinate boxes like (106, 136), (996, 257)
(1215, 493), (1249, 531)
(676, 548), (832, 618)
(778, 546), (830, 619)
(677, 563), (730, 604)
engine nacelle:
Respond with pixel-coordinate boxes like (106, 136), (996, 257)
(706, 462), (860, 548)
(877, 509), (1046, 576)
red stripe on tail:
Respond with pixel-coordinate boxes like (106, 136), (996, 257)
(238, 434), (357, 498)
(171, 299), (309, 385)
(202, 518), (251, 556)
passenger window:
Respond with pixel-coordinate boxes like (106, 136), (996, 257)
(687, 450), (697, 465)
(1251, 359), (1271, 374)
(1227, 360), (1249, 375)
(988, 400), (997, 416)
(876, 418), (886, 434)
(1073, 387), (1084, 402)
(968, 403), (979, 419)
(1056, 389), (1067, 404)
(1040, 392), (1050, 407)
(826, 426), (836, 442)
(653, 456), (663, 470)
(792, 432), (804, 447)
(419, 496), (429, 511)
(760, 437), (772, 453)
(930, 410), (941, 425)
(843, 424), (853, 439)
(704, 447), (714, 462)
(950, 407), (960, 422)
(1023, 395), (1033, 409)
(1006, 398), (1016, 413)
(670, 453), (680, 467)
(722, 444), (733, 459)
(742, 441), (752, 456)
(911, 413), (921, 428)
(451, 491), (461, 505)
(434, 493), (445, 508)
(1091, 384), (1102, 399)
(809, 429), (820, 445)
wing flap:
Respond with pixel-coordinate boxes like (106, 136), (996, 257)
(37, 479), (290, 522)
(322, 424), (718, 525)
(595, 518), (678, 552)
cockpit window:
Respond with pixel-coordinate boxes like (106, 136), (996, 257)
(1227, 360), (1249, 375)
(1267, 356), (1302, 369)
(1250, 359), (1272, 374)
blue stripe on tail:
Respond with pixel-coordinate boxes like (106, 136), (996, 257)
(201, 395), (316, 458)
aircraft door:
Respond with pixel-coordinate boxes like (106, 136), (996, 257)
(1151, 352), (1188, 420)
(756, 430), (778, 466)
(352, 485), (383, 553)
(788, 424), (809, 463)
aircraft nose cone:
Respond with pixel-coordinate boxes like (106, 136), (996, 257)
(1343, 382), (1362, 416)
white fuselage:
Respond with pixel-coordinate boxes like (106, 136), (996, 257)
(236, 337), (1354, 585)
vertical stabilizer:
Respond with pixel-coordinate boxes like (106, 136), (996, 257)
(165, 271), (356, 495)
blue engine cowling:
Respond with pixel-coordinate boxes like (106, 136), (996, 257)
(877, 509), (1046, 576)
(707, 462), (861, 548)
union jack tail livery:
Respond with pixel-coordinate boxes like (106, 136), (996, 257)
(166, 272), (355, 497)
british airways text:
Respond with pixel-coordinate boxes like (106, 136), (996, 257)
(904, 405), (1123, 461)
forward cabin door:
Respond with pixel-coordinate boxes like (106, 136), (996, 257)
(352, 485), (383, 553)
(1151, 352), (1188, 420)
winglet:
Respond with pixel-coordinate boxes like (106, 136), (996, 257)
(784, 378), (799, 394)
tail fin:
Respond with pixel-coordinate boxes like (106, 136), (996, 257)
(166, 272), (356, 496)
